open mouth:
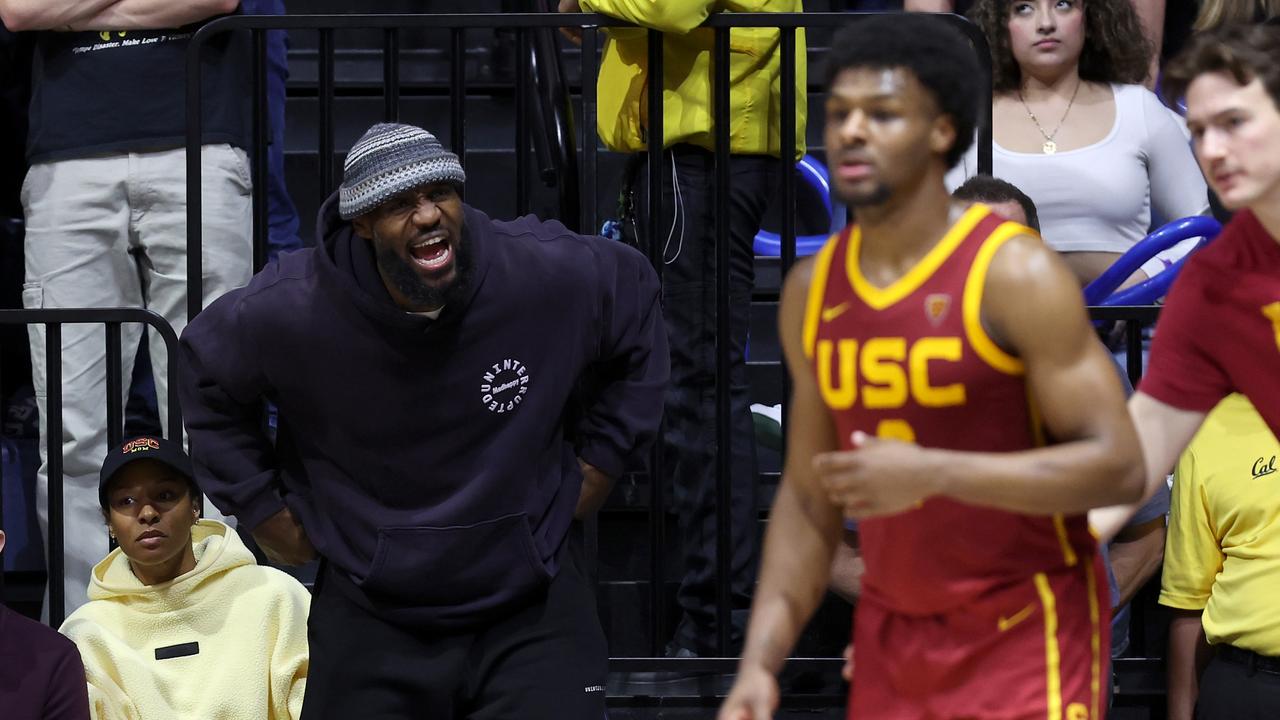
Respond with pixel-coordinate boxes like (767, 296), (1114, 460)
(408, 234), (453, 272)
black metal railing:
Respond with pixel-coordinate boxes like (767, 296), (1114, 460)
(0, 308), (183, 627)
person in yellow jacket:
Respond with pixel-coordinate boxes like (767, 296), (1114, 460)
(559, 0), (807, 660)
(58, 436), (310, 720)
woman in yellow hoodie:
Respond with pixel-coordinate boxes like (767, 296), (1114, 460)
(58, 436), (310, 720)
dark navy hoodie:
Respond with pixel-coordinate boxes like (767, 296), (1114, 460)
(178, 193), (667, 630)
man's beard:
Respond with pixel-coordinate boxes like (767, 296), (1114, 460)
(375, 229), (474, 310)
(845, 181), (892, 208)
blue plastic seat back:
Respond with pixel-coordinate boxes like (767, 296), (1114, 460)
(1083, 215), (1222, 306)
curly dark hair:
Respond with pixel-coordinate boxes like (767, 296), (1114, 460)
(967, 0), (1152, 93)
(824, 14), (982, 168)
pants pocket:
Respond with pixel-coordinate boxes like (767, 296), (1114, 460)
(21, 283), (46, 400)
(204, 143), (253, 197)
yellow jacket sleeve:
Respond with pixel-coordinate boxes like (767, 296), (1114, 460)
(269, 581), (312, 720)
(85, 671), (141, 720)
(579, 0), (716, 34)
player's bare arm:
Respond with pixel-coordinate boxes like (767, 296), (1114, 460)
(815, 232), (1144, 518)
(1090, 393), (1206, 542)
(719, 258), (844, 720)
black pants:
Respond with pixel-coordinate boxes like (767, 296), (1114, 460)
(623, 145), (777, 654)
(1195, 650), (1280, 720)
(300, 534), (608, 720)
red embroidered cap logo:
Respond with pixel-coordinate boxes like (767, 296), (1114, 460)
(122, 437), (161, 454)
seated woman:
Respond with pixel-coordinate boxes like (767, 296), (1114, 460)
(59, 436), (309, 719)
(956, 0), (1210, 288)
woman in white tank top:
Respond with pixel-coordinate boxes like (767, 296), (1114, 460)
(957, 0), (1210, 288)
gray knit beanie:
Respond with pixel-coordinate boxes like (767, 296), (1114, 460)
(338, 123), (466, 220)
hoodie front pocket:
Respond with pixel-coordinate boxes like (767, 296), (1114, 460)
(360, 513), (552, 606)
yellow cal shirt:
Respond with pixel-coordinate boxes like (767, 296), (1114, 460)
(1160, 393), (1280, 655)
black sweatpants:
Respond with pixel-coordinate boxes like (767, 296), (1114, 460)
(1196, 651), (1280, 720)
(299, 534), (608, 720)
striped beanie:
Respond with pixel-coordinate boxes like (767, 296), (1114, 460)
(339, 123), (466, 219)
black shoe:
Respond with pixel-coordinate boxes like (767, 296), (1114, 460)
(615, 646), (737, 696)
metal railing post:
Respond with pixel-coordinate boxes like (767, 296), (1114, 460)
(643, 25), (668, 658)
(45, 324), (65, 628)
(318, 28), (336, 200)
(252, 29), (270, 272)
(450, 28), (468, 202)
(104, 324), (125, 448)
(515, 29), (530, 216)
(712, 25), (734, 658)
(580, 27), (599, 235)
(384, 28), (401, 123)
(779, 26), (798, 437)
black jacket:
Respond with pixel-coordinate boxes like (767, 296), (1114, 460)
(178, 194), (667, 630)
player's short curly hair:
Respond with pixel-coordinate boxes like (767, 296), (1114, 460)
(823, 14), (981, 169)
(968, 0), (1152, 93)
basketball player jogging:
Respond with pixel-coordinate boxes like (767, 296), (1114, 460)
(719, 15), (1144, 720)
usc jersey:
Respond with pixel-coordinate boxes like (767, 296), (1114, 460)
(803, 204), (1099, 617)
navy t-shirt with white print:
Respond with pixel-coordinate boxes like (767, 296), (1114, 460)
(25, 10), (251, 163)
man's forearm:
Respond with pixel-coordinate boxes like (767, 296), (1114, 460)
(1103, 393), (1207, 542)
(1167, 610), (1210, 720)
(1111, 522), (1165, 607)
(740, 480), (840, 674)
(0, 0), (119, 32)
(930, 438), (1144, 516)
(67, 0), (237, 31)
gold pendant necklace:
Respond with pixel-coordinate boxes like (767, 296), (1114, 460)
(1019, 79), (1081, 155)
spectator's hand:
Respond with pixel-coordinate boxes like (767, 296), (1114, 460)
(575, 458), (614, 518)
(717, 663), (779, 720)
(252, 508), (317, 566)
(813, 432), (942, 520)
(557, 0), (584, 46)
(841, 644), (854, 682)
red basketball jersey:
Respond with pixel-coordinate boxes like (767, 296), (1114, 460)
(803, 204), (1098, 616)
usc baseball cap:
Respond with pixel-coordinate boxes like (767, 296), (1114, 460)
(98, 436), (199, 510)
